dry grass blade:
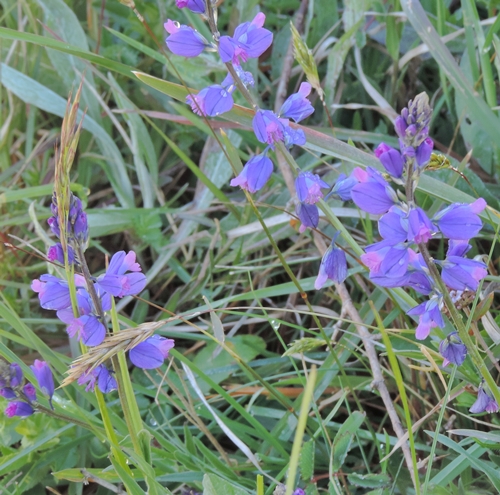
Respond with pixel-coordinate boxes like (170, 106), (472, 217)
(60, 321), (166, 387)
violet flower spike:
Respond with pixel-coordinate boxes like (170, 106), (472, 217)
(439, 332), (467, 367)
(164, 19), (210, 58)
(470, 384), (499, 414)
(129, 335), (175, 369)
(230, 153), (273, 193)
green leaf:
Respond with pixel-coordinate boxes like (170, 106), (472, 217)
(300, 439), (315, 481)
(331, 411), (365, 472)
(38, 0), (101, 121)
(0, 27), (133, 77)
(347, 473), (391, 489)
(0, 64), (134, 207)
(427, 432), (500, 490)
(202, 473), (250, 495)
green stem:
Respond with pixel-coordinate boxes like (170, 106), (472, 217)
(110, 298), (146, 458)
(422, 366), (457, 495)
(36, 403), (102, 432)
(94, 388), (130, 468)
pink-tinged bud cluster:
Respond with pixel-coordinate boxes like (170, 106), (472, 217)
(2, 359), (55, 418)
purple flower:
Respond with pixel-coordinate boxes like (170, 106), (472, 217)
(5, 401), (34, 417)
(439, 256), (487, 292)
(253, 110), (285, 147)
(129, 335), (175, 369)
(57, 290), (108, 347)
(351, 167), (398, 215)
(48, 195), (88, 244)
(221, 67), (255, 88)
(439, 332), (467, 366)
(230, 153), (273, 193)
(378, 207), (408, 244)
(175, 0), (205, 13)
(282, 123), (306, 148)
(31, 274), (71, 311)
(164, 19), (209, 58)
(96, 251), (147, 298)
(30, 360), (54, 401)
(361, 241), (410, 279)
(415, 138), (434, 168)
(279, 83), (314, 122)
(293, 490), (305, 495)
(433, 198), (486, 240)
(186, 85), (234, 117)
(394, 117), (406, 140)
(78, 365), (117, 393)
(296, 202), (319, 233)
(407, 295), (444, 340)
(0, 388), (16, 399)
(330, 173), (357, 201)
(447, 240), (471, 258)
(252, 110), (306, 149)
(218, 13), (273, 65)
(23, 383), (37, 402)
(407, 271), (433, 295)
(314, 240), (348, 289)
(407, 207), (434, 244)
(47, 243), (75, 265)
(470, 384), (499, 414)
(9, 363), (23, 387)
(295, 171), (329, 204)
(396, 93), (432, 148)
(374, 143), (404, 178)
